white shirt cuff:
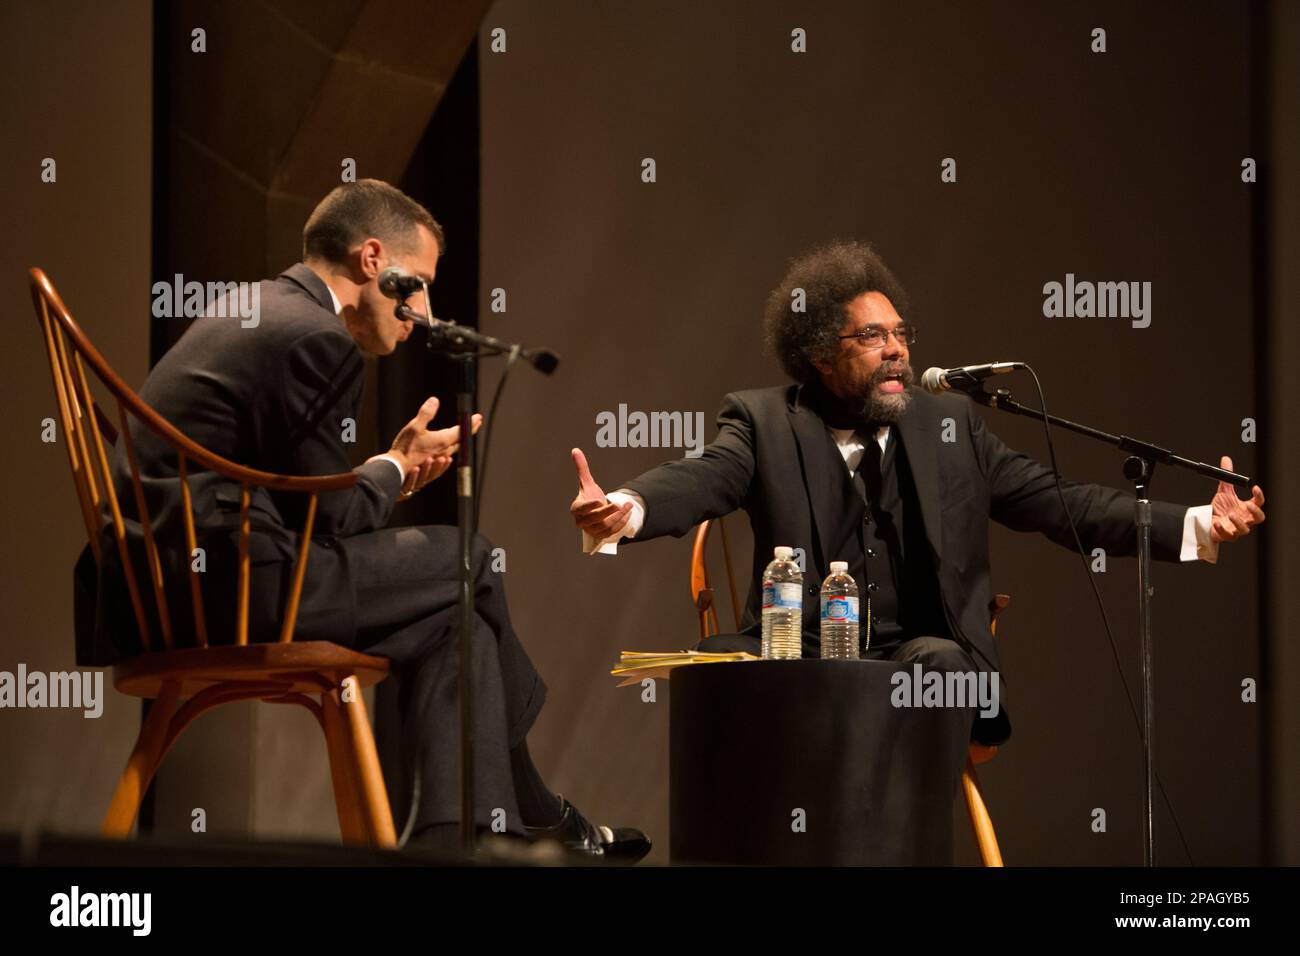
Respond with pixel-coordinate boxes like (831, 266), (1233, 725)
(367, 453), (406, 484)
(582, 489), (646, 555)
(1181, 504), (1219, 564)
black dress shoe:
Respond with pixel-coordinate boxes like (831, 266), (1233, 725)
(523, 796), (651, 864)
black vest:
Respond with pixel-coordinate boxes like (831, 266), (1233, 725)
(811, 425), (952, 655)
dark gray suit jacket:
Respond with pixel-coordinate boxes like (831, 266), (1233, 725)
(619, 384), (1190, 743)
(74, 264), (402, 664)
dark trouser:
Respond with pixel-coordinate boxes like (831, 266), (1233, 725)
(338, 526), (547, 837)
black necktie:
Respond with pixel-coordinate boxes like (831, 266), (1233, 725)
(855, 431), (886, 653)
(856, 430), (884, 505)
(853, 433), (882, 652)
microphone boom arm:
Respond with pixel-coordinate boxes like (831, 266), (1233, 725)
(971, 386), (1252, 488)
(395, 302), (559, 375)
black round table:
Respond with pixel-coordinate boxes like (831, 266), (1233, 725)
(669, 659), (976, 866)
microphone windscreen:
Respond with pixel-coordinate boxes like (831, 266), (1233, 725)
(920, 367), (945, 393)
(528, 349), (560, 376)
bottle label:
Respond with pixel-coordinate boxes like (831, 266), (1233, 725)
(820, 595), (859, 623)
(762, 582), (802, 610)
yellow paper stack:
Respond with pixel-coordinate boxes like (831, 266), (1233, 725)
(610, 650), (760, 686)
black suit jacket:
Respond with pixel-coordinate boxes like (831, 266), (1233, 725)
(619, 384), (1190, 743)
(75, 264), (402, 664)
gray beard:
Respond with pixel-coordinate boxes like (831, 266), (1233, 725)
(855, 385), (912, 424)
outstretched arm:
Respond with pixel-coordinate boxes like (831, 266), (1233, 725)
(570, 392), (757, 552)
(972, 403), (1191, 561)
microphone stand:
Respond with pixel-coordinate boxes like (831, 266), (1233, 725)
(966, 385), (1251, 866)
(395, 292), (558, 856)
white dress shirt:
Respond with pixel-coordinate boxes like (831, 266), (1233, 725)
(583, 424), (1219, 563)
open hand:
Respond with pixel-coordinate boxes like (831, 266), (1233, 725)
(1209, 455), (1265, 543)
(389, 397), (482, 497)
(398, 454), (452, 499)
(569, 447), (632, 539)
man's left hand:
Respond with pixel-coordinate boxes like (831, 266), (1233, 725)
(399, 454), (452, 500)
(1209, 455), (1266, 543)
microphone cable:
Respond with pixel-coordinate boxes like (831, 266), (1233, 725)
(1013, 364), (1194, 864)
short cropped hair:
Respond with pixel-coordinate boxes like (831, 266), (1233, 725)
(762, 240), (910, 384)
(302, 179), (445, 263)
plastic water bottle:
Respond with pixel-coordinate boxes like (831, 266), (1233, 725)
(819, 561), (860, 660)
(761, 546), (803, 659)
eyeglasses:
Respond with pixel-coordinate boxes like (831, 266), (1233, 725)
(838, 324), (917, 349)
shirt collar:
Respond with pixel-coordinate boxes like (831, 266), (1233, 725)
(830, 423), (890, 444)
(324, 283), (342, 315)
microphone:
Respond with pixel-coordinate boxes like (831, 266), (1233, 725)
(378, 267), (425, 299)
(920, 362), (1024, 393)
(526, 349), (560, 375)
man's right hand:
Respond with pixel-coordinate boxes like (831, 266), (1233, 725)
(570, 447), (633, 541)
(388, 396), (482, 482)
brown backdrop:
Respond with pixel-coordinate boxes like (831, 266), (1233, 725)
(0, 0), (152, 838)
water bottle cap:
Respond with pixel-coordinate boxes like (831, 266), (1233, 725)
(829, 561), (848, 572)
(774, 546), (794, 559)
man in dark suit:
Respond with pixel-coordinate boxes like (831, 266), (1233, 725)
(569, 240), (1265, 747)
(79, 179), (648, 860)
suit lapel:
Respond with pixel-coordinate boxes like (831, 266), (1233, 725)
(895, 390), (944, 564)
(786, 388), (843, 571)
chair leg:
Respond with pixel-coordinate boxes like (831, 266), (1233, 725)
(320, 684), (368, 846)
(338, 675), (397, 849)
(961, 754), (1004, 867)
(102, 680), (182, 838)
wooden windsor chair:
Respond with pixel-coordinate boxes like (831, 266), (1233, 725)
(30, 267), (396, 848)
(690, 516), (1008, 866)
